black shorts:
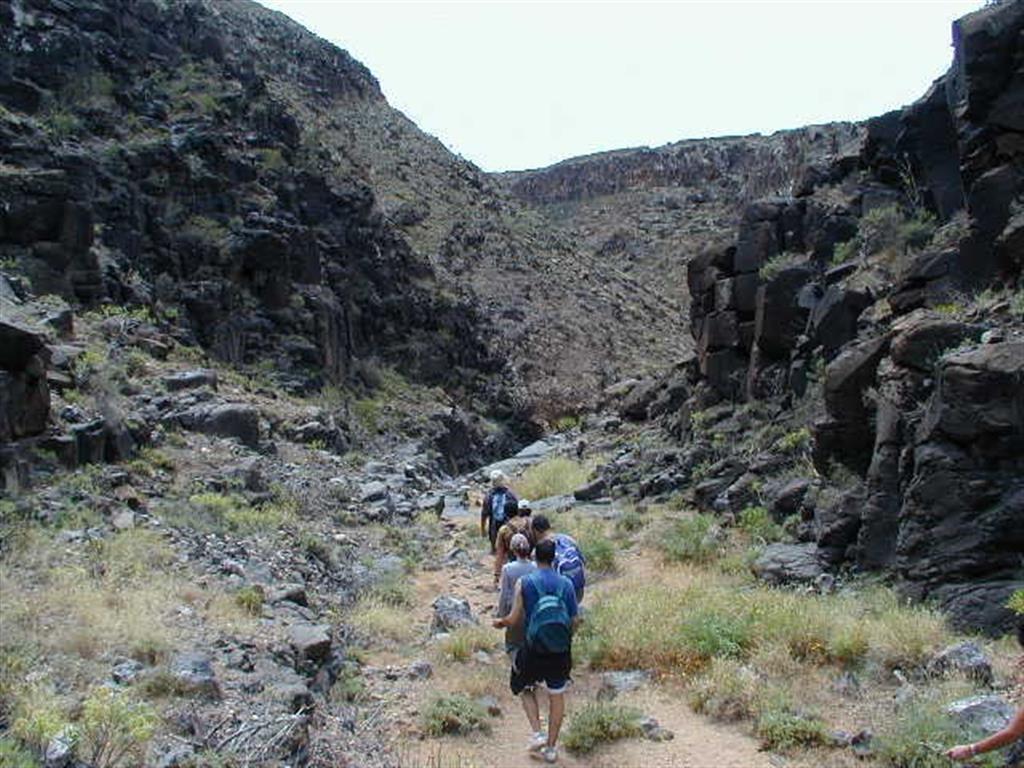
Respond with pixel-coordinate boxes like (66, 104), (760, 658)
(509, 646), (572, 695)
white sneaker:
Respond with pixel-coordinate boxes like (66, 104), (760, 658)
(527, 731), (547, 752)
(541, 746), (558, 764)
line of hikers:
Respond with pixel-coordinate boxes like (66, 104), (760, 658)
(481, 470), (586, 764)
(481, 468), (1024, 766)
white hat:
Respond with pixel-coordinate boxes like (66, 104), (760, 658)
(489, 470), (508, 486)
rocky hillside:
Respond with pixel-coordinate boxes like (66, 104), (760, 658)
(499, 124), (864, 324)
(0, 0), (689, 426)
(597, 0), (1024, 634)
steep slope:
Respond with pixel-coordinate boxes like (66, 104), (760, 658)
(498, 124), (864, 323)
(0, 0), (688, 425)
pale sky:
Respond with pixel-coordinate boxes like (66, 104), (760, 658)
(255, 1), (982, 172)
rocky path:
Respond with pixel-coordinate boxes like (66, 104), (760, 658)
(360, 513), (776, 768)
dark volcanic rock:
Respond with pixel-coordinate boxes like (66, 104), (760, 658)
(752, 543), (828, 586)
(179, 403), (261, 448)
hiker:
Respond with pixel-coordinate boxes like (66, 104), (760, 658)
(481, 470), (518, 554)
(495, 532), (537, 655)
(946, 621), (1024, 763)
(493, 539), (580, 764)
(530, 514), (586, 603)
(494, 498), (535, 586)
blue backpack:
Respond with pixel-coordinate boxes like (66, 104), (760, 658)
(525, 573), (572, 654)
(491, 491), (509, 525)
(553, 534), (586, 594)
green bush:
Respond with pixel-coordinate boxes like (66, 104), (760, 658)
(831, 238), (859, 264)
(677, 609), (753, 660)
(0, 738), (37, 768)
(420, 694), (490, 737)
(234, 586), (265, 616)
(1008, 588), (1024, 615)
(759, 252), (806, 281)
(738, 506), (784, 544)
(562, 703), (642, 754)
(755, 707), (829, 751)
(185, 493), (295, 534)
(775, 427), (811, 454)
(10, 688), (70, 753)
(657, 515), (722, 564)
(79, 687), (157, 768)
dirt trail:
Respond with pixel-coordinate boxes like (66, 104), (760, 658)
(360, 516), (778, 768)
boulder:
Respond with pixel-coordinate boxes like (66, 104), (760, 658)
(815, 487), (864, 564)
(597, 670), (651, 701)
(169, 653), (220, 699)
(754, 264), (816, 359)
(289, 623), (332, 664)
(431, 595), (476, 634)
(945, 695), (1013, 735)
(735, 220), (779, 274)
(931, 581), (1024, 637)
(573, 477), (607, 502)
(179, 403), (260, 448)
(890, 315), (984, 372)
(752, 543), (827, 586)
(926, 642), (993, 685)
(808, 286), (873, 357)
(619, 378), (661, 421)
(922, 342), (1024, 447)
(815, 335), (890, 474)
(767, 478), (812, 520)
(163, 369), (218, 391)
(359, 480), (389, 503)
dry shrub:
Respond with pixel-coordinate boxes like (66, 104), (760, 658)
(350, 597), (417, 644)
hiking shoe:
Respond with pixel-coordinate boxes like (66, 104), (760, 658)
(527, 732), (547, 752)
(530, 746), (557, 764)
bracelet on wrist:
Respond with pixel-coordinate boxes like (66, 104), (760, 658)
(969, 744), (976, 757)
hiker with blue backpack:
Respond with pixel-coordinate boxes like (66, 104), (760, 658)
(530, 514), (586, 603)
(481, 470), (518, 554)
(493, 538), (580, 764)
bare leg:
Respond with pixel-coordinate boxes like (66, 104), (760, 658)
(520, 688), (542, 733)
(547, 692), (565, 747)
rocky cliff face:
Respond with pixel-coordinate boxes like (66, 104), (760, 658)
(0, 0), (689, 443)
(619, 0), (1023, 634)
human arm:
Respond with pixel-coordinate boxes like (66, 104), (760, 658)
(947, 707), (1024, 760)
(493, 580), (524, 629)
(480, 492), (490, 537)
(496, 568), (512, 617)
(564, 577), (581, 630)
(494, 529), (509, 583)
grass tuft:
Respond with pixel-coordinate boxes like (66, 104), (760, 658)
(562, 702), (643, 754)
(655, 514), (723, 564)
(437, 625), (496, 663)
(420, 694), (490, 737)
(515, 457), (592, 500)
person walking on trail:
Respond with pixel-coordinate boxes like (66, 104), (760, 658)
(494, 498), (536, 586)
(481, 470), (518, 554)
(495, 533), (537, 655)
(493, 539), (579, 764)
(531, 514), (586, 604)
(946, 620), (1024, 764)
